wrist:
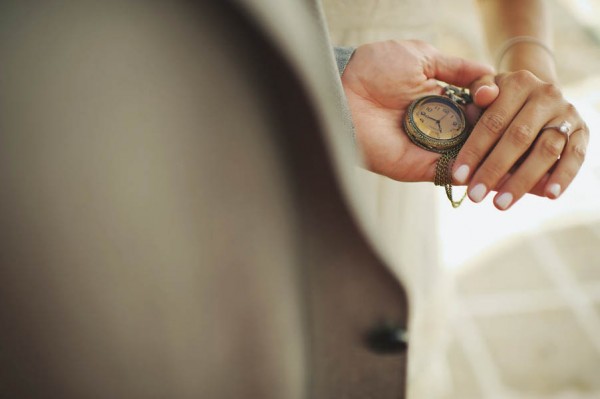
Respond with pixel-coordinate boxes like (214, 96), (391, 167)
(497, 41), (559, 84)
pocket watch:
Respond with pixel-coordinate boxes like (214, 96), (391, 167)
(403, 84), (473, 208)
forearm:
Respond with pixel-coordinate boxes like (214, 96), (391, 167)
(477, 0), (558, 83)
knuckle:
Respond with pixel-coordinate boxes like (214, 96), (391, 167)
(560, 167), (577, 182)
(507, 124), (535, 148)
(539, 82), (562, 99)
(572, 143), (587, 162)
(407, 39), (432, 51)
(509, 70), (538, 87)
(494, 73), (508, 85)
(388, 39), (403, 48)
(480, 111), (507, 137)
(458, 146), (482, 164)
(381, 39), (398, 51)
(505, 180), (528, 197)
(539, 137), (564, 159)
(582, 123), (591, 139)
(480, 160), (505, 182)
(583, 121), (590, 132)
(564, 102), (577, 116)
(407, 38), (423, 46)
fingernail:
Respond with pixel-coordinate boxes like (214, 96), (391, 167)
(495, 192), (513, 210)
(453, 164), (470, 184)
(469, 183), (487, 203)
(474, 85), (492, 98)
(548, 183), (561, 198)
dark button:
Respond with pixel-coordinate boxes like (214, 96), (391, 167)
(365, 324), (408, 354)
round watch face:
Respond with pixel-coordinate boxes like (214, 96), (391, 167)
(403, 95), (469, 153)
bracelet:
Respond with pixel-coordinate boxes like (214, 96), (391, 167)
(495, 35), (555, 70)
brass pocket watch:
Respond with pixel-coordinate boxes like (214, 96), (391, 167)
(403, 84), (473, 207)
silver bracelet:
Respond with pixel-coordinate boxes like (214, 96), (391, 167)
(495, 35), (555, 70)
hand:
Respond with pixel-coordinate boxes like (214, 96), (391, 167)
(341, 40), (496, 182)
(453, 71), (590, 210)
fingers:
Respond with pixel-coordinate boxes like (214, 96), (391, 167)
(467, 96), (563, 204)
(452, 71), (537, 187)
(491, 123), (588, 210)
(426, 46), (495, 88)
(491, 128), (567, 210)
(470, 74), (499, 108)
(543, 124), (589, 199)
(451, 69), (589, 210)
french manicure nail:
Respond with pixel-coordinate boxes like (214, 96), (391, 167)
(469, 183), (487, 203)
(453, 164), (470, 184)
(548, 183), (561, 198)
(474, 85), (492, 98)
(495, 192), (513, 210)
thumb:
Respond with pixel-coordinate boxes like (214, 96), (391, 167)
(469, 74), (499, 108)
(428, 49), (495, 88)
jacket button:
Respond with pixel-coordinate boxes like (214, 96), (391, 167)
(365, 324), (408, 354)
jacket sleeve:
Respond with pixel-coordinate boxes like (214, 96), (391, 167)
(333, 46), (356, 76)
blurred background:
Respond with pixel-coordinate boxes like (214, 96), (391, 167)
(324, 0), (600, 398)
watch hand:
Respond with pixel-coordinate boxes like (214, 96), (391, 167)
(420, 112), (438, 122)
(436, 121), (442, 133)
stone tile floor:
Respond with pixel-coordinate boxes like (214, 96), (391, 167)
(442, 222), (600, 399)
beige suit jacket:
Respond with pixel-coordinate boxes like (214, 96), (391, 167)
(0, 1), (409, 397)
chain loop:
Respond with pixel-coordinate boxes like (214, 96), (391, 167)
(429, 84), (475, 207)
(435, 149), (467, 208)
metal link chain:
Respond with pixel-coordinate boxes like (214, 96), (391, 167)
(435, 84), (473, 208)
(435, 148), (467, 208)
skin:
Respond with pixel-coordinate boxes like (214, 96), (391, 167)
(341, 39), (494, 183)
(460, 0), (589, 210)
(342, 0), (589, 211)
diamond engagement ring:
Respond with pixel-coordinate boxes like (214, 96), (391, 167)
(542, 120), (572, 142)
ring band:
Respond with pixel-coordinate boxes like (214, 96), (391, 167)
(541, 120), (572, 143)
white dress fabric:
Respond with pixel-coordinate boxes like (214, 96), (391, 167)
(321, 1), (490, 398)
